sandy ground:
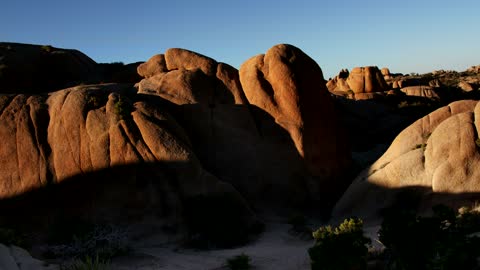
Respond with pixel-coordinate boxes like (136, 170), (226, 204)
(109, 219), (382, 270)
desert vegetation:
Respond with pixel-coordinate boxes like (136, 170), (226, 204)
(309, 218), (371, 270)
(226, 253), (252, 270)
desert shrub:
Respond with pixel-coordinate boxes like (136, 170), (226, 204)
(41, 45), (54, 53)
(46, 223), (130, 261)
(0, 227), (28, 248)
(61, 254), (110, 270)
(113, 96), (132, 120)
(184, 193), (263, 249)
(308, 218), (371, 270)
(226, 253), (251, 270)
(379, 204), (480, 270)
(412, 143), (427, 150)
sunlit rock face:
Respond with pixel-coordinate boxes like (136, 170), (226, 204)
(346, 66), (389, 94)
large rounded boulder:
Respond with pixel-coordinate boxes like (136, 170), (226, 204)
(346, 66), (389, 94)
(333, 100), (480, 222)
(0, 84), (257, 247)
(137, 45), (351, 208)
(136, 49), (248, 105)
(239, 44), (351, 201)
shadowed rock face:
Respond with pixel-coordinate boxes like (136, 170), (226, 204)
(0, 84), (257, 245)
(0, 43), (98, 93)
(333, 100), (480, 222)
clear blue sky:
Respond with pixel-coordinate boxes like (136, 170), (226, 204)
(1, 0), (479, 78)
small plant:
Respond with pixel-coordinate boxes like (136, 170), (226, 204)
(412, 143), (427, 150)
(226, 253), (251, 270)
(41, 45), (54, 53)
(113, 96), (132, 120)
(61, 254), (110, 270)
(475, 138), (480, 148)
(309, 218), (371, 270)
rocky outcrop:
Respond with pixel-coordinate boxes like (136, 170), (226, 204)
(137, 44), (351, 207)
(137, 54), (167, 78)
(0, 84), (257, 246)
(467, 65), (480, 73)
(239, 44), (351, 198)
(333, 100), (480, 221)
(381, 67), (392, 80)
(458, 81), (475, 92)
(326, 69), (350, 93)
(136, 48), (248, 105)
(400, 85), (440, 99)
(346, 66), (389, 93)
(0, 43), (98, 93)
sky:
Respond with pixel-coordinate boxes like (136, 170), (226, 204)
(1, 0), (479, 78)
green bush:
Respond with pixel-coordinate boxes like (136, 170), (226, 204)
(308, 218), (371, 270)
(113, 96), (132, 120)
(226, 253), (251, 270)
(379, 204), (480, 270)
(41, 45), (54, 53)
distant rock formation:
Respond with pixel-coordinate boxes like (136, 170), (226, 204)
(332, 100), (480, 221)
(458, 81), (475, 92)
(400, 85), (440, 99)
(346, 66), (389, 94)
(467, 65), (480, 73)
(327, 66), (389, 100)
(326, 69), (350, 93)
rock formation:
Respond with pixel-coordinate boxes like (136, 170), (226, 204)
(400, 85), (440, 99)
(326, 69), (350, 93)
(239, 44), (351, 198)
(0, 84), (257, 246)
(333, 100), (480, 222)
(136, 44), (351, 207)
(136, 49), (248, 105)
(458, 81), (475, 92)
(467, 65), (480, 73)
(346, 66), (389, 94)
(0, 43), (98, 93)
